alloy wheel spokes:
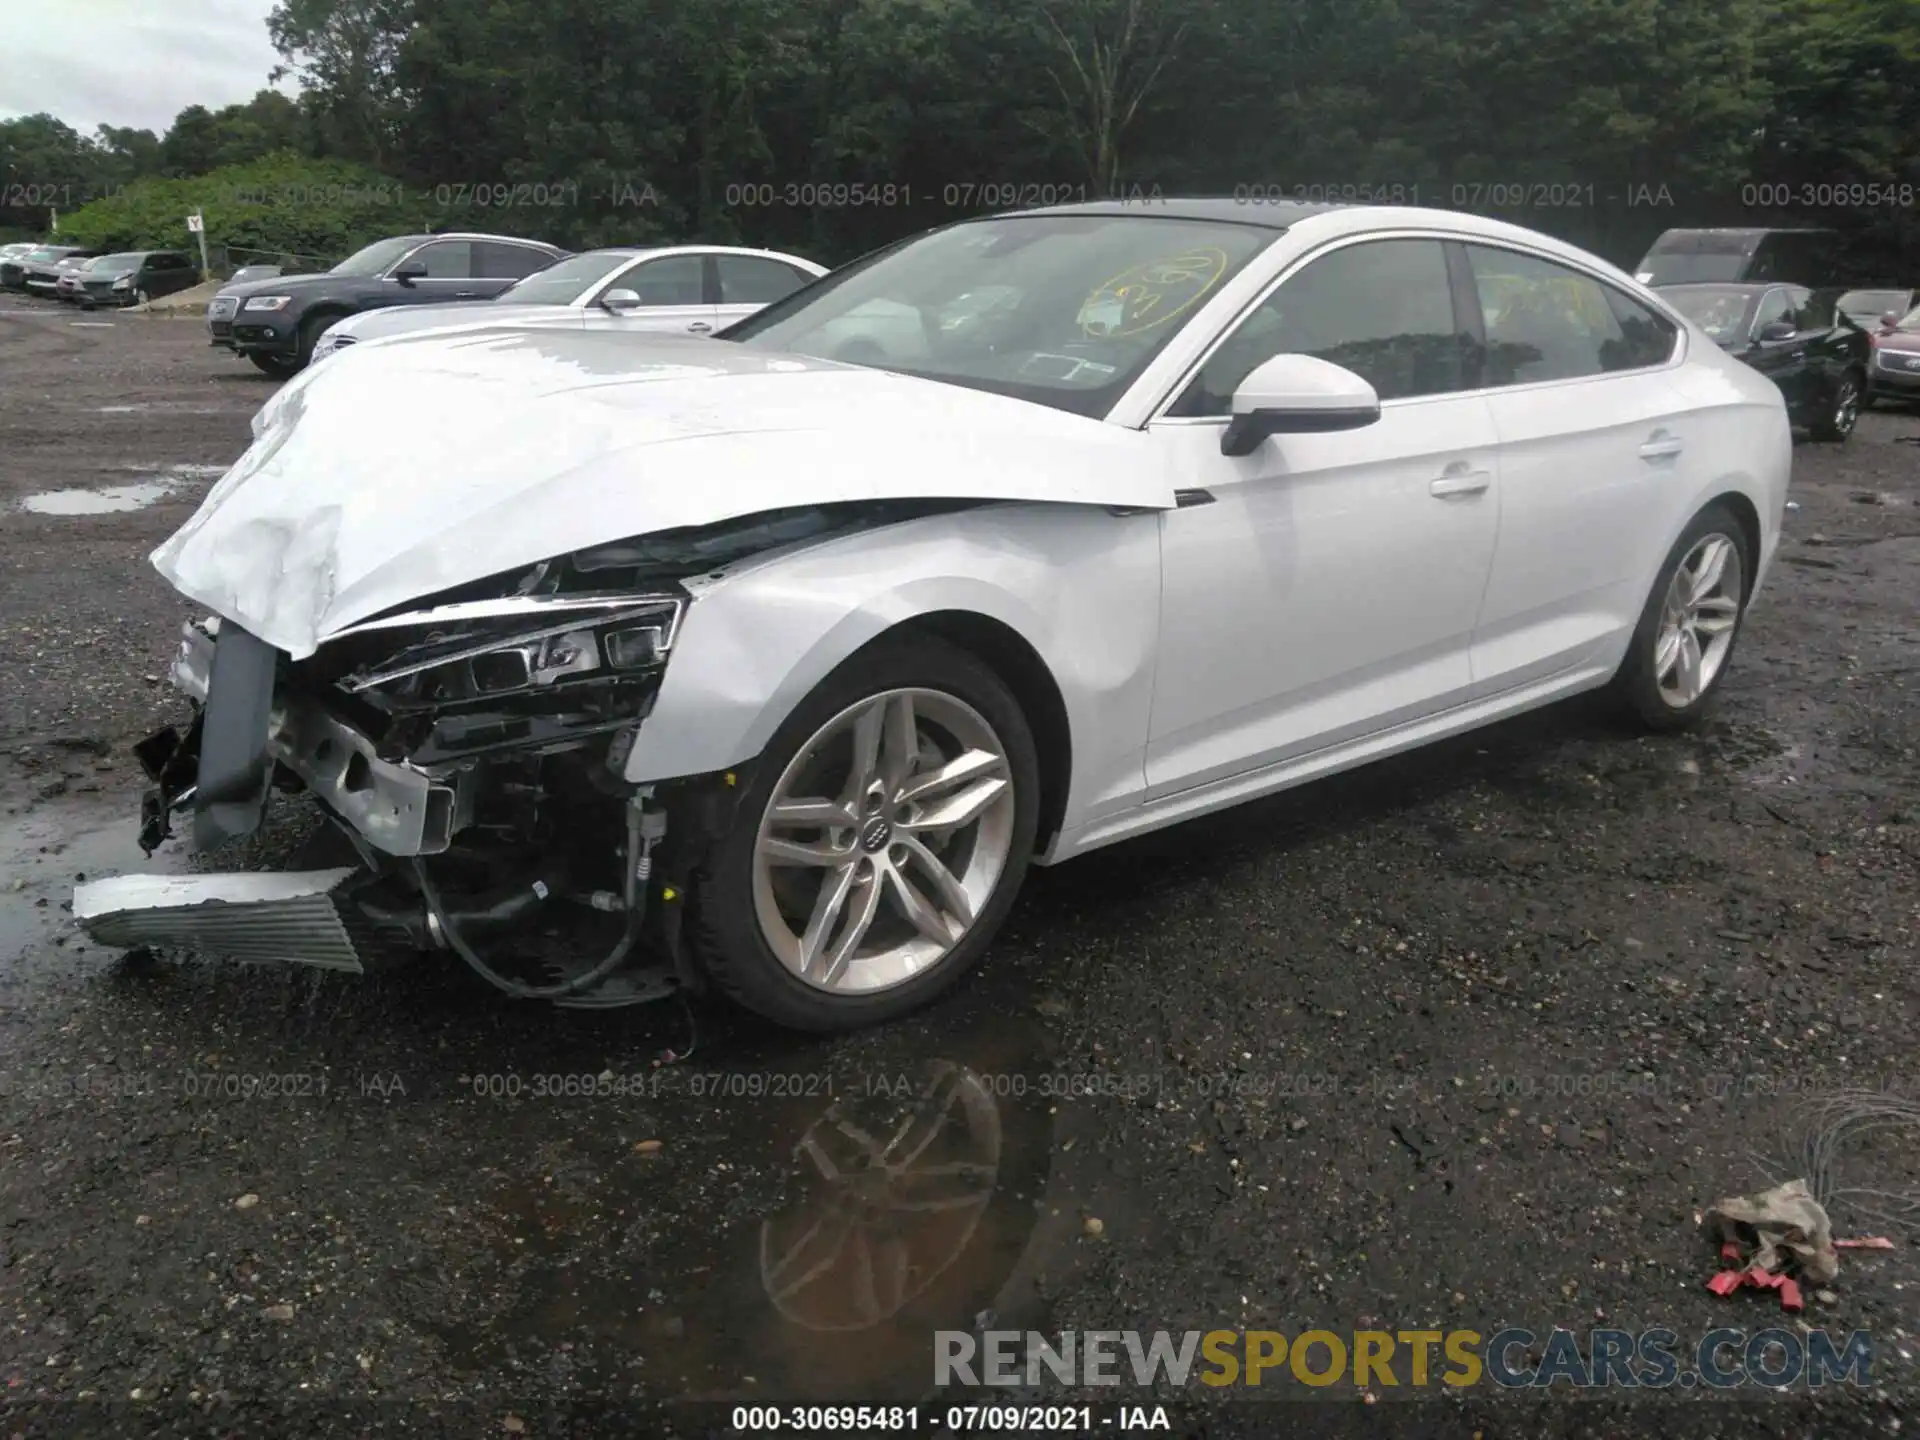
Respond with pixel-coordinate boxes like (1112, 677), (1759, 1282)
(1693, 594), (1740, 634)
(898, 749), (1009, 832)
(1655, 531), (1745, 708)
(884, 864), (962, 946)
(753, 687), (1017, 994)
(1688, 536), (1731, 604)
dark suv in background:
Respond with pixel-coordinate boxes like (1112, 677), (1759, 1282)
(206, 231), (568, 375)
(1633, 228), (1840, 287)
(57, 251), (202, 308)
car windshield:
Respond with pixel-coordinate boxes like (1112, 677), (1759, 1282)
(724, 213), (1278, 417)
(329, 237), (421, 277)
(1662, 286), (1756, 341)
(1895, 305), (1920, 333)
(1839, 289), (1908, 318)
(25, 247), (71, 263)
(90, 253), (143, 269)
(500, 250), (643, 304)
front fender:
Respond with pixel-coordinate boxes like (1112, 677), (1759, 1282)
(621, 503), (1162, 839)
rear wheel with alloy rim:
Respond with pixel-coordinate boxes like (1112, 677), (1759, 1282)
(696, 635), (1039, 1031)
(1812, 369), (1862, 441)
(1611, 503), (1750, 730)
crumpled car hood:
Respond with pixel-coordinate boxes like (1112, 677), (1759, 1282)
(152, 326), (1175, 658)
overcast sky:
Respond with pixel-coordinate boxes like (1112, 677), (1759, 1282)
(0, 0), (292, 136)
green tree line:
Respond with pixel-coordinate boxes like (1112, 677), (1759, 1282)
(4, 0), (1917, 270)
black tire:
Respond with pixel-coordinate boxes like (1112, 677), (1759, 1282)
(1810, 368), (1863, 441)
(693, 633), (1041, 1032)
(1610, 502), (1753, 731)
(294, 311), (336, 369)
(248, 352), (299, 378)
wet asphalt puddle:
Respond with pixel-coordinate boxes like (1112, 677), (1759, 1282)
(14, 463), (225, 516)
(0, 794), (173, 980)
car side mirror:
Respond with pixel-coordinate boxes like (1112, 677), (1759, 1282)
(600, 288), (643, 313)
(1757, 320), (1796, 343)
(1883, 311), (1902, 329)
(1220, 354), (1381, 457)
(389, 259), (428, 285)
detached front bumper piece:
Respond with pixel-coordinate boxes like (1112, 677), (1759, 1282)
(73, 869), (374, 972)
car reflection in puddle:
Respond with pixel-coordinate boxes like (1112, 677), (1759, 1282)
(760, 1060), (1001, 1334)
(418, 1011), (1059, 1404)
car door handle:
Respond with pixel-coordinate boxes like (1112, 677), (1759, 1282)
(1638, 435), (1685, 460)
(687, 321), (713, 334)
(1429, 469), (1491, 498)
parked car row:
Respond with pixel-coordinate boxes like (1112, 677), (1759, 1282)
(2, 242), (101, 295)
(200, 229), (829, 375)
(309, 243), (827, 361)
(1635, 228), (1916, 437)
(1, 242), (204, 309)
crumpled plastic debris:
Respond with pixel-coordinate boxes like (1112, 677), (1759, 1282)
(1706, 1177), (1839, 1281)
(1703, 1178), (1838, 1310)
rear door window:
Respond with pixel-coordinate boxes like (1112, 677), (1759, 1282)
(474, 243), (554, 279)
(717, 255), (811, 304)
(1464, 245), (1674, 384)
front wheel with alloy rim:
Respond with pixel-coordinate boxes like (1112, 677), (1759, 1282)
(1611, 503), (1750, 730)
(1811, 369), (1863, 441)
(694, 635), (1040, 1031)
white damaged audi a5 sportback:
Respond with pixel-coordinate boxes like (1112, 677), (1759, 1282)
(76, 199), (1790, 1031)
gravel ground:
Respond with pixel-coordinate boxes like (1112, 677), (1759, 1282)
(0, 294), (1916, 1438)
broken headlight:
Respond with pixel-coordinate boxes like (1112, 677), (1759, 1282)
(339, 599), (682, 715)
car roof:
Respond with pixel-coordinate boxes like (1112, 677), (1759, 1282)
(399, 232), (566, 249)
(1653, 226), (1837, 239)
(998, 197), (1344, 230)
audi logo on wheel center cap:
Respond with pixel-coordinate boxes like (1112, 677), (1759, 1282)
(859, 817), (893, 852)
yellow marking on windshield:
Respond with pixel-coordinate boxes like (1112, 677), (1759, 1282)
(1079, 248), (1230, 339)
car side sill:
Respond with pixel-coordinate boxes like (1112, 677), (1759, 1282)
(1038, 663), (1615, 864)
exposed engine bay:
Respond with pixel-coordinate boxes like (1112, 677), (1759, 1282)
(79, 501), (966, 1008)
